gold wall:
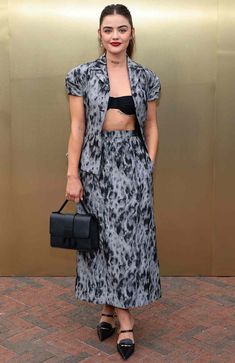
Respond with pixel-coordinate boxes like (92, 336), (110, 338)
(0, 0), (234, 275)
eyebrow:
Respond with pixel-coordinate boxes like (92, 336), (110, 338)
(102, 25), (129, 29)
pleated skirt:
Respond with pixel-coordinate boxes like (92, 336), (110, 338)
(75, 128), (162, 308)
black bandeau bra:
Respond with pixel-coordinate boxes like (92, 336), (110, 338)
(107, 95), (136, 115)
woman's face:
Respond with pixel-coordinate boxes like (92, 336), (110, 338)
(98, 13), (134, 55)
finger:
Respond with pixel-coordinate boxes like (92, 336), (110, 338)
(67, 194), (74, 201)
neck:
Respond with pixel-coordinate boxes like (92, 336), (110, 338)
(105, 51), (127, 67)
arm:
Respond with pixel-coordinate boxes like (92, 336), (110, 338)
(143, 100), (159, 164)
(66, 95), (86, 179)
(65, 95), (86, 202)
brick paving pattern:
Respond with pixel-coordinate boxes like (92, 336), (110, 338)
(0, 277), (234, 362)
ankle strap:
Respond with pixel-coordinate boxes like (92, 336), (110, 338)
(101, 313), (117, 317)
(120, 329), (133, 333)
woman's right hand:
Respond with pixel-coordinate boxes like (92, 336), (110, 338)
(65, 176), (84, 203)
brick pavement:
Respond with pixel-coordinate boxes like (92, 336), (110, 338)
(0, 277), (234, 362)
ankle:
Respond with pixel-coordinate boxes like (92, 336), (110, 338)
(105, 304), (115, 309)
(116, 308), (134, 325)
(102, 304), (115, 314)
(116, 307), (130, 318)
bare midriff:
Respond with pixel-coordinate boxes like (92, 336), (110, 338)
(101, 108), (137, 131)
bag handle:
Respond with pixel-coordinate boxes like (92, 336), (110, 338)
(57, 199), (89, 214)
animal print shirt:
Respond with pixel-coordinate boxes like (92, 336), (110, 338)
(65, 52), (161, 176)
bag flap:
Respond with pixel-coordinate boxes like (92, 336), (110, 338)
(73, 214), (91, 239)
(50, 213), (74, 237)
(50, 212), (92, 239)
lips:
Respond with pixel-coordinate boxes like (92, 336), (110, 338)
(111, 42), (121, 46)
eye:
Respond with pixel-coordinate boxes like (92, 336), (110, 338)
(119, 29), (127, 33)
(104, 29), (111, 33)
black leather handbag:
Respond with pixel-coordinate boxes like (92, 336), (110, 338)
(49, 199), (100, 252)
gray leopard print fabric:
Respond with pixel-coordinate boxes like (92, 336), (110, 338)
(75, 129), (162, 308)
(65, 52), (161, 177)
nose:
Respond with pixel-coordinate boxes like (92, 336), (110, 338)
(112, 29), (119, 40)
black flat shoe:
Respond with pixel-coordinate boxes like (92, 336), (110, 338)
(97, 312), (117, 341)
(117, 329), (135, 360)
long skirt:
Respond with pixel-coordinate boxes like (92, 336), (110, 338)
(75, 129), (162, 308)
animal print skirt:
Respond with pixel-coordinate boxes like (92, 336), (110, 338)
(75, 128), (162, 308)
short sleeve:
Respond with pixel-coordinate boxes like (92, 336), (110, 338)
(65, 65), (86, 96)
(146, 69), (161, 101)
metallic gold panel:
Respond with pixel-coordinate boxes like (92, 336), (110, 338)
(213, 0), (235, 274)
(0, 0), (13, 274)
(0, 1), (234, 275)
(156, 1), (217, 275)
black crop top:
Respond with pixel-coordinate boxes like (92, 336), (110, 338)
(107, 95), (136, 115)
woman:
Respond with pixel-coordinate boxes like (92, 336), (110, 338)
(65, 4), (162, 360)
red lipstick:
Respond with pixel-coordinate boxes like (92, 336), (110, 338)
(111, 42), (121, 46)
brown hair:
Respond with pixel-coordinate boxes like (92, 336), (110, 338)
(99, 4), (135, 58)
